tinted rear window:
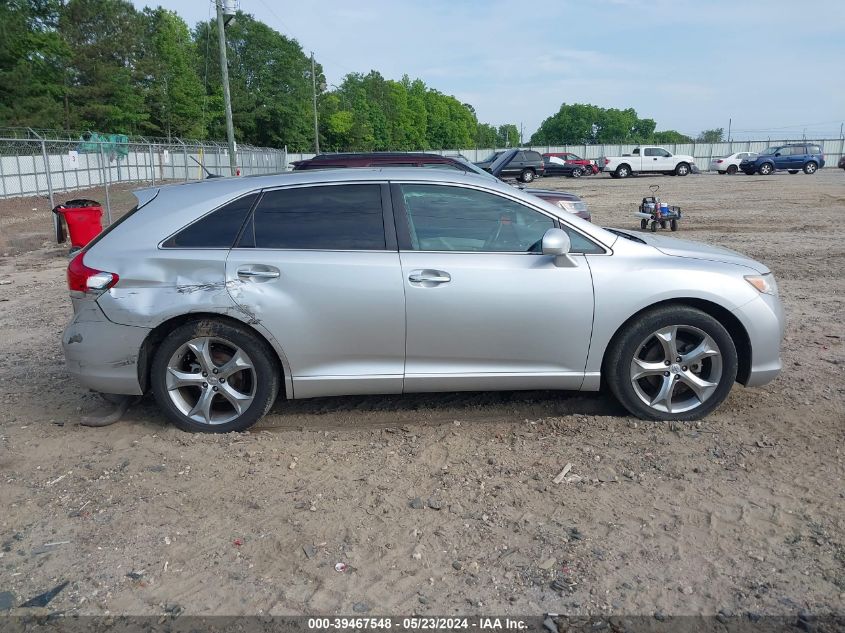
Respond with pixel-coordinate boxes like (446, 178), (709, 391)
(245, 184), (386, 250)
(526, 151), (542, 161)
(163, 193), (258, 248)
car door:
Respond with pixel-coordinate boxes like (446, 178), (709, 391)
(391, 182), (596, 392)
(790, 145), (807, 169)
(643, 147), (662, 171)
(225, 182), (406, 398)
(773, 147), (790, 170)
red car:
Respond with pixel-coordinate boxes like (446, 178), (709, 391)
(543, 152), (599, 175)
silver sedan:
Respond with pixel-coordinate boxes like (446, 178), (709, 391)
(62, 169), (784, 432)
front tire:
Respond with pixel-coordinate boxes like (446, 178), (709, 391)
(151, 319), (280, 433)
(675, 162), (690, 176)
(519, 169), (535, 183)
(758, 162), (774, 175)
(604, 306), (738, 421)
(726, 165), (738, 175)
(803, 161), (818, 174)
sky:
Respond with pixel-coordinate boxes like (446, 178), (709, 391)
(133, 0), (845, 141)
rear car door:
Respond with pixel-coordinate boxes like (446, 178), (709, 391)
(225, 182), (406, 398)
(392, 182), (596, 392)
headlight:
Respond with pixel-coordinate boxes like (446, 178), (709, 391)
(558, 200), (588, 213)
(745, 273), (778, 296)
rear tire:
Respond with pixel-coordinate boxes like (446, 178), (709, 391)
(640, 219), (648, 230)
(519, 169), (535, 183)
(615, 164), (631, 179)
(571, 167), (583, 178)
(803, 161), (818, 174)
(604, 306), (738, 421)
(151, 319), (280, 433)
(670, 219), (678, 231)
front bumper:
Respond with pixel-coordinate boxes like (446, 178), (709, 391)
(733, 292), (785, 388)
(62, 299), (150, 395)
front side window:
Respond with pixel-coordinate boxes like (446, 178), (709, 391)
(244, 184), (385, 250)
(163, 193), (258, 248)
(399, 184), (554, 253)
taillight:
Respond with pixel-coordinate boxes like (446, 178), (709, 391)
(67, 252), (118, 293)
(715, 159), (723, 163)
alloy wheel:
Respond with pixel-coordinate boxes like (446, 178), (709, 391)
(165, 336), (256, 425)
(629, 325), (723, 414)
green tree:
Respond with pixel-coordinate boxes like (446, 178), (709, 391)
(196, 12), (317, 149)
(497, 124), (520, 147)
(531, 102), (692, 145)
(139, 8), (205, 139)
(0, 0), (68, 129)
(697, 128), (724, 143)
(476, 123), (498, 147)
(60, 0), (147, 133)
(653, 130), (693, 144)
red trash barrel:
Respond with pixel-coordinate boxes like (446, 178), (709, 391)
(52, 199), (103, 249)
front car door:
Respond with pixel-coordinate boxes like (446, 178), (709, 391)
(225, 182), (406, 398)
(391, 182), (597, 392)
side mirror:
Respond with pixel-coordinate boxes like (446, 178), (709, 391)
(774, 152), (781, 157)
(541, 228), (571, 256)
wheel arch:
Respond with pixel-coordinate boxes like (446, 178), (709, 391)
(600, 298), (752, 386)
(137, 312), (291, 398)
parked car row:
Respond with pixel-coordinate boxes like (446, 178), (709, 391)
(480, 143), (836, 179)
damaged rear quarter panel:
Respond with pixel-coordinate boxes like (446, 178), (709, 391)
(93, 249), (237, 327)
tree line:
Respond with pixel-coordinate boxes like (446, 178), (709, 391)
(1, 0), (721, 151)
(0, 0), (522, 150)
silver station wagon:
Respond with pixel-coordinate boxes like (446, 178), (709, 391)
(62, 169), (784, 432)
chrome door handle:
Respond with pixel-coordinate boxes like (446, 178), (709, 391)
(408, 270), (451, 284)
(237, 267), (280, 279)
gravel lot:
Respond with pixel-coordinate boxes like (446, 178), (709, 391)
(0, 170), (843, 619)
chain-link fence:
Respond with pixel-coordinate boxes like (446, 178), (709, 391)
(0, 128), (288, 221)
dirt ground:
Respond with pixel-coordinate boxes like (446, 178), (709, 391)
(0, 170), (843, 620)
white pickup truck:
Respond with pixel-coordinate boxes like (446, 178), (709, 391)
(600, 146), (696, 178)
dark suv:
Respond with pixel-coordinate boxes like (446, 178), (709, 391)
(740, 143), (825, 175)
(483, 149), (545, 183)
(291, 152), (466, 171)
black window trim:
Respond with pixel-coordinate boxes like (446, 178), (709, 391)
(389, 181), (609, 256)
(158, 191), (260, 250)
(232, 181), (398, 252)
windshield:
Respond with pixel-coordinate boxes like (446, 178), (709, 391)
(760, 147), (779, 155)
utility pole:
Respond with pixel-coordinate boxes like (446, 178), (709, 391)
(311, 52), (320, 154)
(216, 0), (238, 176)
(727, 118), (731, 142)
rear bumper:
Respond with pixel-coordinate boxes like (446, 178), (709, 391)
(62, 300), (149, 395)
